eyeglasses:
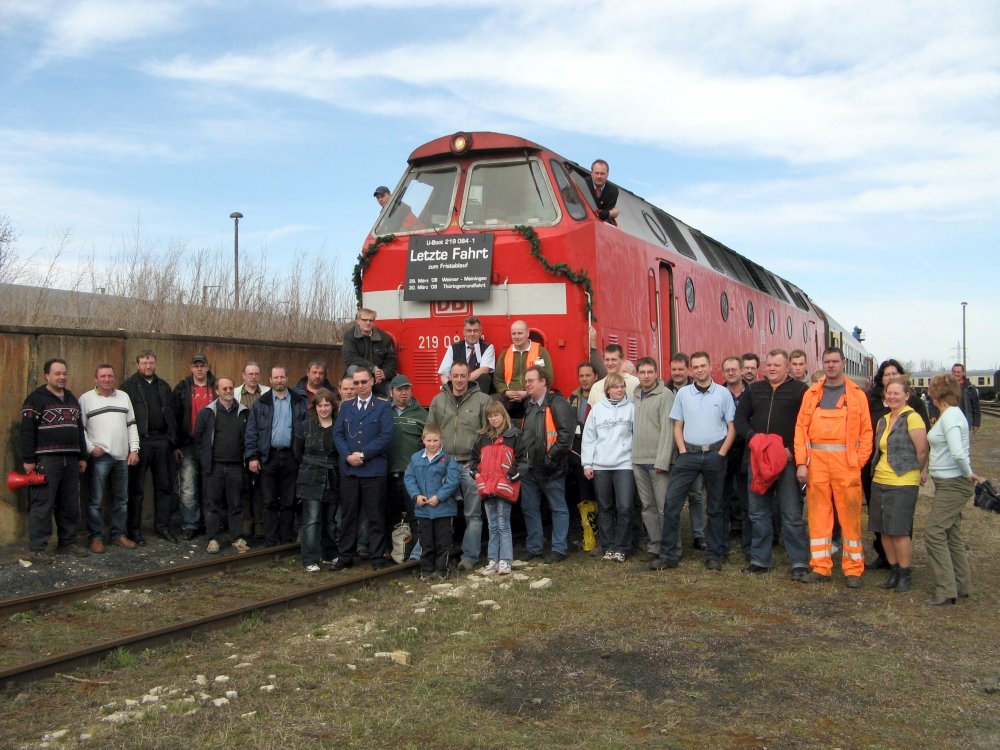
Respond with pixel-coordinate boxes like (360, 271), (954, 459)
(353, 379), (371, 385)
(358, 318), (375, 323)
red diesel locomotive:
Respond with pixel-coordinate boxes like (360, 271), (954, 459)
(358, 131), (872, 405)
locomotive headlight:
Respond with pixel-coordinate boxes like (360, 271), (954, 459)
(450, 131), (472, 154)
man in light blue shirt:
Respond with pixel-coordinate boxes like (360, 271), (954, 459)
(651, 351), (735, 572)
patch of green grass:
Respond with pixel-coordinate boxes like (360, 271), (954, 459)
(104, 646), (139, 669)
(8, 611), (34, 624)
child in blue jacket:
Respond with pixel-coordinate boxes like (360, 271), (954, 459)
(404, 423), (461, 580)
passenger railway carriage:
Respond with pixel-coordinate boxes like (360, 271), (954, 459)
(358, 132), (873, 405)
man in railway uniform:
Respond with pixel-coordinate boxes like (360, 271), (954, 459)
(246, 365), (307, 547)
(342, 308), (398, 398)
(235, 361), (269, 541)
(568, 361), (599, 553)
(333, 365), (394, 570)
(742, 353), (761, 385)
(195, 377), (250, 555)
(20, 358), (90, 563)
(493, 319), (553, 420)
(121, 349), (178, 544)
(437, 316), (496, 395)
(428, 361), (491, 571)
(585, 159), (620, 224)
(520, 366), (576, 563)
(651, 352), (736, 572)
(666, 352), (707, 551)
(721, 356), (751, 559)
(631, 357), (676, 562)
(789, 350), (809, 384)
(794, 347), (873, 587)
(172, 353), (216, 540)
(735, 349), (810, 580)
(588, 344), (640, 407)
(79, 364), (140, 554)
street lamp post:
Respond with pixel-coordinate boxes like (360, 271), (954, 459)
(230, 212), (243, 310)
(961, 301), (968, 369)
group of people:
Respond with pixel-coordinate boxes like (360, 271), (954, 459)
(18, 308), (982, 604)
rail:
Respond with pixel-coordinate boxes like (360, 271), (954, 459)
(0, 560), (417, 691)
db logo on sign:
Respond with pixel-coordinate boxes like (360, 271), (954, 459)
(430, 301), (471, 317)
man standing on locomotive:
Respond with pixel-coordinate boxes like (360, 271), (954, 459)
(585, 159), (620, 224)
(437, 315), (495, 395)
(493, 320), (553, 420)
(342, 308), (398, 398)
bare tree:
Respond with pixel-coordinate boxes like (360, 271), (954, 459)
(0, 214), (25, 284)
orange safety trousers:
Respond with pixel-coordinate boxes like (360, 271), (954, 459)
(806, 449), (865, 576)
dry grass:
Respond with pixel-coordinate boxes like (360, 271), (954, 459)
(0, 226), (356, 343)
(2, 422), (999, 749)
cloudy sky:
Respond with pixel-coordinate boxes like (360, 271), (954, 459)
(1, 0), (997, 368)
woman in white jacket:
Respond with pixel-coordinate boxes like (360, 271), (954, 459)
(582, 374), (635, 562)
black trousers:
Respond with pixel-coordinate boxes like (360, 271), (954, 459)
(242, 469), (264, 537)
(419, 516), (454, 574)
(28, 454), (81, 551)
(338, 474), (387, 565)
(261, 449), (298, 545)
(205, 462), (245, 542)
(128, 434), (173, 536)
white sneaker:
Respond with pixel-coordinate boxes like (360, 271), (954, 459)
(482, 560), (498, 575)
(497, 560), (511, 575)
(232, 538), (249, 554)
(602, 550), (615, 561)
(613, 552), (626, 563)
(305, 564), (321, 573)
(206, 539), (221, 554)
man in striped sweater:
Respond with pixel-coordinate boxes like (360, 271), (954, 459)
(79, 363), (141, 554)
(19, 358), (90, 563)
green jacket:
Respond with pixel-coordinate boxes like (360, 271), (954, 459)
(428, 382), (491, 462)
(389, 398), (428, 475)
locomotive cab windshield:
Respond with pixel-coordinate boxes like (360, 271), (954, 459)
(374, 157), (563, 237)
(375, 165), (457, 235)
(461, 158), (560, 229)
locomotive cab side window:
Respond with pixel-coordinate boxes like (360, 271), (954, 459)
(461, 159), (560, 229)
(551, 160), (587, 221)
(375, 165), (458, 236)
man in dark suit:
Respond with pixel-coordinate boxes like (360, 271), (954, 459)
(584, 159), (620, 224)
(333, 365), (394, 570)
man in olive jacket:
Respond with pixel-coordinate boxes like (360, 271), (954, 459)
(388, 374), (427, 543)
(428, 361), (491, 570)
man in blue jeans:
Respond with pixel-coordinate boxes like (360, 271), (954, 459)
(735, 349), (811, 580)
(519, 366), (575, 563)
(651, 352), (735, 571)
(79, 364), (141, 553)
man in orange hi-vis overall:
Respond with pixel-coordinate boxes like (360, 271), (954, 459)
(794, 346), (873, 588)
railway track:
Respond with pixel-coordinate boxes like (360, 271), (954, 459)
(980, 403), (1000, 419)
(0, 542), (300, 618)
(0, 552), (417, 691)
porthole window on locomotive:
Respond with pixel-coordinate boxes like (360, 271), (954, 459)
(746, 300), (755, 327)
(768, 309), (776, 334)
(720, 291), (729, 321)
(685, 277), (696, 312)
(786, 316), (793, 339)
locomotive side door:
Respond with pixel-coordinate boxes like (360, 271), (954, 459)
(657, 262), (674, 373)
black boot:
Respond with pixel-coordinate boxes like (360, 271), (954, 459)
(880, 563), (900, 589)
(894, 567), (912, 593)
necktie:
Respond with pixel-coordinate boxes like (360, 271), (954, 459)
(467, 345), (479, 371)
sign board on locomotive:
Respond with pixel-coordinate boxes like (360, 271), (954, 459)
(404, 234), (493, 301)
